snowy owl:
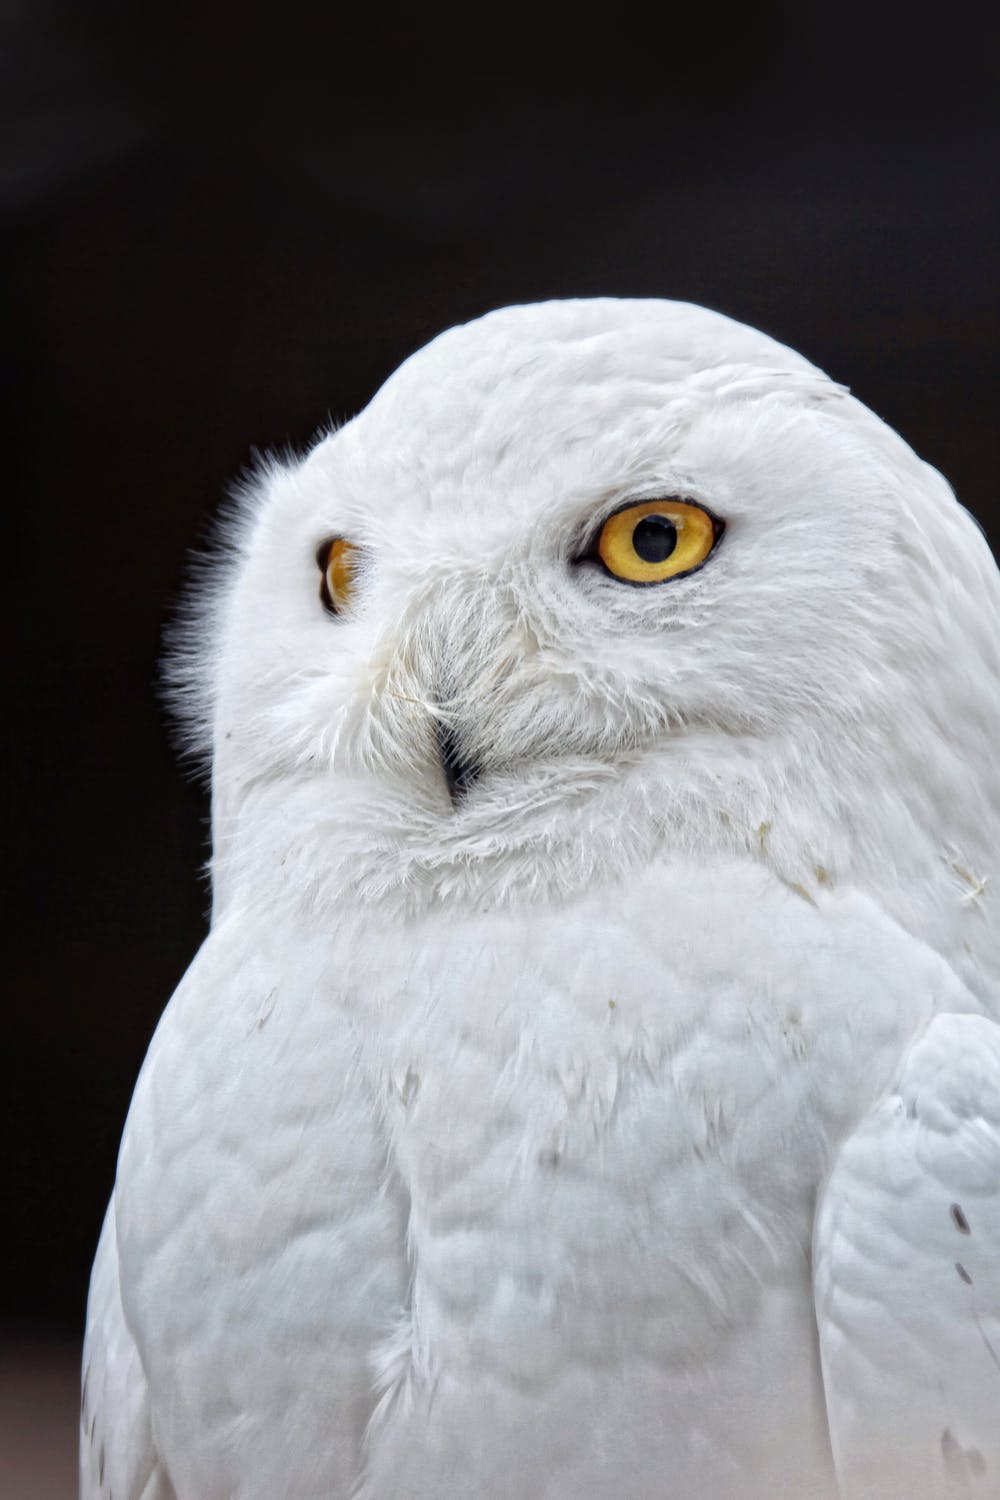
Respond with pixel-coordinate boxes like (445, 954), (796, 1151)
(82, 299), (1000, 1500)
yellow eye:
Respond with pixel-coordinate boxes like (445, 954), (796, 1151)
(596, 499), (721, 584)
(318, 538), (360, 614)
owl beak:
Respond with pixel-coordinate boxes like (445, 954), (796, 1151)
(435, 718), (482, 806)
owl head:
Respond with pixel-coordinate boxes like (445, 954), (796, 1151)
(168, 299), (1000, 930)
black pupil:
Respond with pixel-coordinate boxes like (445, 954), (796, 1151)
(632, 514), (678, 563)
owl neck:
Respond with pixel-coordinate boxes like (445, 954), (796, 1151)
(207, 721), (995, 1006)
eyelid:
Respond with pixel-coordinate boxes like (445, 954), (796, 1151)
(596, 494), (722, 533)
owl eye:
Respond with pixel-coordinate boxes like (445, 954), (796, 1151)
(596, 499), (722, 585)
(317, 538), (360, 615)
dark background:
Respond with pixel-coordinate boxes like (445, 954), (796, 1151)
(4, 1), (999, 1354)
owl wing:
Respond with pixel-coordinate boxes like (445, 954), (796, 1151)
(813, 1011), (1000, 1499)
(81, 1200), (175, 1500)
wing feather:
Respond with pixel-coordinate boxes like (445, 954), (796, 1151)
(81, 1201), (175, 1500)
(814, 1012), (1000, 1499)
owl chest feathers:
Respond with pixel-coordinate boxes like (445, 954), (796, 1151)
(116, 853), (977, 1494)
(338, 857), (969, 1378)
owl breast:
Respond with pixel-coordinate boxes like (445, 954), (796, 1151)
(119, 855), (975, 1500)
(341, 856), (973, 1497)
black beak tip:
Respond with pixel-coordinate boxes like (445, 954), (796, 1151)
(436, 721), (482, 805)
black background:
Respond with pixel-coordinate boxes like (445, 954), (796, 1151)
(4, 2), (999, 1341)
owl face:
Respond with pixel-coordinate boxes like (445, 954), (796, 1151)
(174, 299), (999, 906)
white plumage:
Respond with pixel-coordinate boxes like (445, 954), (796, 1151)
(82, 299), (1000, 1499)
